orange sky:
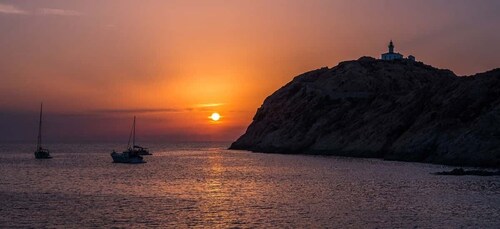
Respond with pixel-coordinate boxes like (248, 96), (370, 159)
(0, 0), (499, 142)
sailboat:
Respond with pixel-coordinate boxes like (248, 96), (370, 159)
(110, 116), (146, 163)
(34, 103), (52, 159)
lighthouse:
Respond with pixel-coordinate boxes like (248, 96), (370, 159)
(381, 40), (403, 60)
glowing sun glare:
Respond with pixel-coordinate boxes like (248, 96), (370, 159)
(210, 112), (221, 121)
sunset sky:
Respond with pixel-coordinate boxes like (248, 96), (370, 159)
(1, 0), (499, 143)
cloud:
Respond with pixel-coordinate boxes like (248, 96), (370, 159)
(194, 103), (225, 108)
(93, 104), (227, 114)
(37, 8), (82, 16)
(186, 103), (226, 111)
(93, 108), (184, 114)
(0, 5), (82, 16)
(0, 3), (28, 14)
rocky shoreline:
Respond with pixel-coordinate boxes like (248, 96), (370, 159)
(230, 57), (500, 167)
(433, 168), (500, 176)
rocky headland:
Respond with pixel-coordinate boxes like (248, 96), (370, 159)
(230, 57), (500, 167)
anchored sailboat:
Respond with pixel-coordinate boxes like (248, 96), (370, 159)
(110, 116), (146, 163)
(34, 103), (52, 159)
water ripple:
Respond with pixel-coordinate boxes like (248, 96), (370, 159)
(0, 143), (499, 228)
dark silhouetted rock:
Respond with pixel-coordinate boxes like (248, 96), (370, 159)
(434, 168), (500, 176)
(230, 57), (500, 167)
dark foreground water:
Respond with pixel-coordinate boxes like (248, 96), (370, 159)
(0, 143), (499, 228)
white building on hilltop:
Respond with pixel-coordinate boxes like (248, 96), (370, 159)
(380, 40), (416, 61)
(381, 40), (403, 60)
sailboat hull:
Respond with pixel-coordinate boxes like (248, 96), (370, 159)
(111, 151), (145, 164)
(34, 150), (52, 159)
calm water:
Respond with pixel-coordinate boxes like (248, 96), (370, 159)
(0, 143), (499, 228)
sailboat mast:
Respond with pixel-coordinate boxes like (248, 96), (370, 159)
(127, 117), (133, 149)
(133, 116), (136, 147)
(37, 103), (43, 150)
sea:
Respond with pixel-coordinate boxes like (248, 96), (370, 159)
(0, 142), (499, 228)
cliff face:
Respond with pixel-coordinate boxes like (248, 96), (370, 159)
(230, 57), (500, 167)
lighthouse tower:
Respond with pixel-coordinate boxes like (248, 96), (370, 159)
(381, 40), (403, 60)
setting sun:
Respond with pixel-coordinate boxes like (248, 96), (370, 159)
(210, 112), (221, 121)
